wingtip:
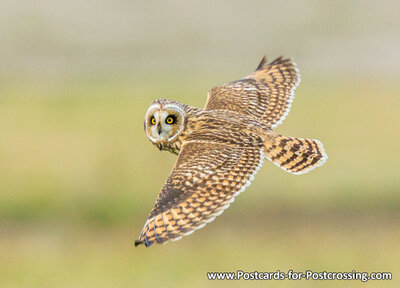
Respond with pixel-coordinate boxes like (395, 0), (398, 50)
(255, 56), (267, 71)
(256, 55), (298, 71)
(134, 240), (143, 247)
(270, 55), (286, 65)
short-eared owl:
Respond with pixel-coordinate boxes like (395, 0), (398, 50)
(135, 56), (327, 247)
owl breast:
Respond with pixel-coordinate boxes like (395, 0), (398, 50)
(156, 134), (185, 155)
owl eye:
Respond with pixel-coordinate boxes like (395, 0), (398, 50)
(150, 116), (156, 125)
(165, 115), (176, 124)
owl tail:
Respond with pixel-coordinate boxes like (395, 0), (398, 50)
(264, 134), (328, 175)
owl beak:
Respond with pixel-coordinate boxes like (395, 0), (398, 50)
(157, 123), (162, 135)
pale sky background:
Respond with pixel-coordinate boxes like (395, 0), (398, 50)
(0, 0), (399, 79)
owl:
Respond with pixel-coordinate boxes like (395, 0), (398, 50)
(135, 56), (327, 247)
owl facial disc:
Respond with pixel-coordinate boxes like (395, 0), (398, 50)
(145, 102), (185, 143)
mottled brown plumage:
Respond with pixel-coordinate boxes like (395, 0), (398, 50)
(136, 56), (327, 247)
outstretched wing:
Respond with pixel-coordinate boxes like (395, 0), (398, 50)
(135, 141), (264, 247)
(204, 56), (300, 129)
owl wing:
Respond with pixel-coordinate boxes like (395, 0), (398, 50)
(135, 141), (264, 247)
(204, 56), (300, 129)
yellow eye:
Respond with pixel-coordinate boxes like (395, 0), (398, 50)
(165, 116), (175, 124)
(150, 116), (156, 125)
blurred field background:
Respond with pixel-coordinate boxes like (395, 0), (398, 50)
(1, 1), (399, 287)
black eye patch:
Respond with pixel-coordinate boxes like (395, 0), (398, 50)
(165, 115), (177, 124)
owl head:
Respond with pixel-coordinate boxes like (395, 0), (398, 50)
(144, 99), (186, 144)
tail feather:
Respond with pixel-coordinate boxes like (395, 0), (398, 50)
(264, 134), (327, 175)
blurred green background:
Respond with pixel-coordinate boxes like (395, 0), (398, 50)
(1, 1), (399, 287)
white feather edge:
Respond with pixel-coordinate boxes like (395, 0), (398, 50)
(157, 148), (266, 245)
(270, 58), (301, 129)
(265, 138), (328, 175)
(265, 59), (328, 174)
